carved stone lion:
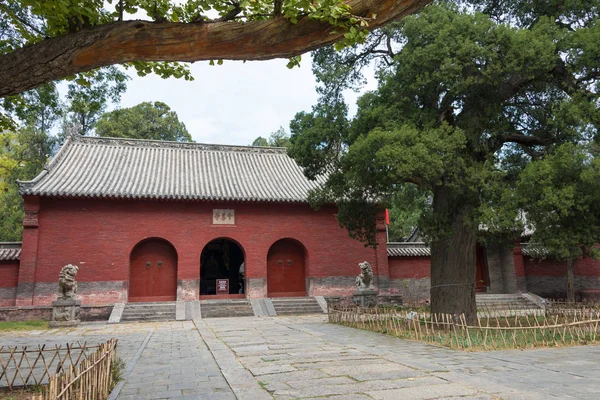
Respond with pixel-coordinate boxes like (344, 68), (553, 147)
(58, 264), (79, 300)
(355, 261), (375, 290)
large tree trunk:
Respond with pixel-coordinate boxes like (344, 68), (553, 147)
(0, 0), (431, 98)
(566, 258), (575, 303)
(429, 187), (478, 324)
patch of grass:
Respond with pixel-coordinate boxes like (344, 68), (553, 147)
(0, 385), (46, 400)
(0, 320), (49, 332)
(258, 380), (268, 390)
(109, 357), (125, 392)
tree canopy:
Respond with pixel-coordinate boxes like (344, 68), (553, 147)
(0, 0), (431, 98)
(288, 1), (600, 319)
(516, 143), (600, 301)
(95, 101), (192, 142)
(252, 127), (291, 148)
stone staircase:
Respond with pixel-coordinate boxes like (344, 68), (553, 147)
(200, 299), (254, 318)
(476, 293), (543, 317)
(120, 302), (176, 322)
(270, 297), (325, 315)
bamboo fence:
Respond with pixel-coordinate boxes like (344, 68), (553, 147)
(328, 305), (600, 350)
(0, 342), (102, 390)
(32, 339), (118, 400)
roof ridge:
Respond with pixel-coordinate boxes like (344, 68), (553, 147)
(72, 134), (288, 154)
(0, 242), (22, 247)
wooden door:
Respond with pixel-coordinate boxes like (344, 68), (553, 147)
(475, 244), (488, 292)
(129, 240), (177, 302)
(267, 239), (306, 297)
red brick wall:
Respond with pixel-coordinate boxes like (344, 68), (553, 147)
(24, 197), (386, 304)
(524, 257), (600, 277)
(0, 261), (19, 306)
(0, 261), (19, 287)
(388, 257), (430, 279)
(523, 256), (600, 298)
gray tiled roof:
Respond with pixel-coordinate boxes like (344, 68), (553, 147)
(387, 242), (430, 257)
(0, 242), (21, 261)
(19, 135), (327, 203)
(520, 243), (548, 258)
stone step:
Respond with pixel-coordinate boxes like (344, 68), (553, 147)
(121, 316), (174, 322)
(270, 297), (316, 302)
(122, 308), (176, 313)
(120, 302), (177, 322)
(276, 310), (324, 315)
(200, 300), (254, 318)
(271, 297), (324, 315)
(122, 308), (176, 314)
(121, 312), (176, 318)
(274, 304), (323, 309)
(122, 306), (176, 311)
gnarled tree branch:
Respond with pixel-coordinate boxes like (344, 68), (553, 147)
(499, 133), (547, 147)
(0, 0), (430, 98)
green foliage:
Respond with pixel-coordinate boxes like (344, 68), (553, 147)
(64, 66), (129, 136)
(1, 0), (373, 84)
(289, 2), (600, 247)
(252, 127), (291, 148)
(95, 101), (193, 142)
(388, 185), (430, 242)
(0, 128), (54, 241)
(2, 83), (63, 135)
(517, 144), (600, 261)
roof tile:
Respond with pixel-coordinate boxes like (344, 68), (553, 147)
(387, 242), (431, 257)
(0, 243), (21, 261)
(19, 135), (326, 203)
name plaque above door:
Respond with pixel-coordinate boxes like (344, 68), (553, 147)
(213, 209), (235, 225)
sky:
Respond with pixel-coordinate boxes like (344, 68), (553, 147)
(114, 57), (377, 146)
(86, 1), (379, 146)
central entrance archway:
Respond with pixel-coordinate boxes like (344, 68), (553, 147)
(200, 238), (245, 297)
(267, 238), (307, 297)
(129, 238), (178, 302)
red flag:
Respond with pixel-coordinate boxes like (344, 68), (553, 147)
(385, 209), (390, 225)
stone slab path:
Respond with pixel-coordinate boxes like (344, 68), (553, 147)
(2, 315), (599, 399)
(203, 315), (600, 400)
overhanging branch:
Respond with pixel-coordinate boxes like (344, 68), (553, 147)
(499, 133), (547, 147)
(0, 0), (431, 98)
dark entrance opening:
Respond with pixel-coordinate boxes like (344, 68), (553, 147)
(200, 238), (245, 296)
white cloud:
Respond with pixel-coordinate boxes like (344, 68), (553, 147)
(119, 58), (320, 145)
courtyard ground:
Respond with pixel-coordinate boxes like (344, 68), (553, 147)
(1, 315), (598, 399)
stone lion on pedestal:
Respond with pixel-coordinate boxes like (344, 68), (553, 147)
(58, 264), (79, 300)
(355, 261), (375, 290)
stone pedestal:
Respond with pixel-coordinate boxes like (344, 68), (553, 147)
(49, 299), (81, 328)
(353, 289), (378, 307)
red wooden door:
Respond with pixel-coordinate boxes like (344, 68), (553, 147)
(129, 240), (177, 302)
(475, 244), (488, 292)
(267, 240), (306, 297)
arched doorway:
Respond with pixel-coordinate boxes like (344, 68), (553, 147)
(267, 239), (307, 297)
(200, 238), (245, 297)
(129, 239), (178, 302)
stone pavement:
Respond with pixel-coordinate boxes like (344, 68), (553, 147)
(203, 315), (600, 400)
(2, 316), (600, 399)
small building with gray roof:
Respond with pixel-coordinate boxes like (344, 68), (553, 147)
(9, 134), (389, 306)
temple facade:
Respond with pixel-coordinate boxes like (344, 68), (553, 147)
(1, 134), (598, 308)
(4, 135), (388, 306)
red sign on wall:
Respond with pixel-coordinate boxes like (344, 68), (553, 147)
(216, 279), (229, 294)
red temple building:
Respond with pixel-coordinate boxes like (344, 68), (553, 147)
(1, 134), (599, 316)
